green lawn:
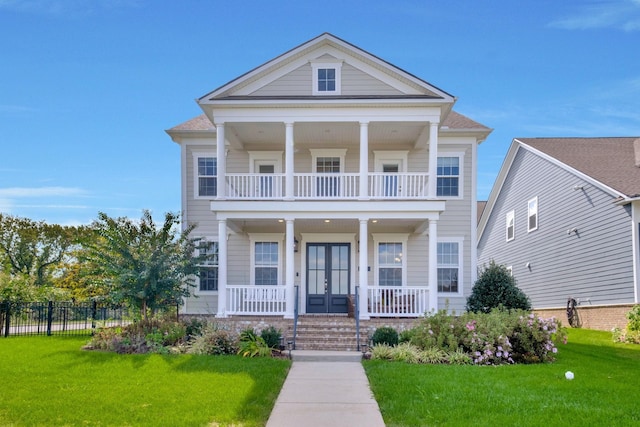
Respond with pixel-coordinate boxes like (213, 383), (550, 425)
(364, 328), (640, 426)
(0, 336), (290, 427)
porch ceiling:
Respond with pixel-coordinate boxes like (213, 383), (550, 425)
(231, 218), (428, 235)
(227, 121), (426, 148)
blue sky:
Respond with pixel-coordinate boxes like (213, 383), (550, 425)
(1, 0), (639, 225)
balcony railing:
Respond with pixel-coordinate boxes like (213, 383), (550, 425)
(367, 286), (429, 317)
(224, 172), (430, 200)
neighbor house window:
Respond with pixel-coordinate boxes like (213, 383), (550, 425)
(438, 241), (460, 293)
(437, 156), (461, 197)
(506, 210), (515, 242)
(378, 242), (403, 286)
(198, 241), (218, 291)
(194, 155), (217, 197)
(255, 242), (279, 286)
(528, 197), (538, 232)
(311, 61), (342, 95)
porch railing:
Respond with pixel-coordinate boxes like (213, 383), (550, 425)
(367, 286), (429, 317)
(223, 172), (431, 200)
(226, 285), (287, 315)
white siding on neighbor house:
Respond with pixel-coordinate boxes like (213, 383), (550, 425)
(478, 147), (635, 309)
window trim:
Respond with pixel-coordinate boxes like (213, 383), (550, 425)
(437, 237), (464, 295)
(196, 238), (218, 294)
(249, 233), (284, 286)
(528, 196), (538, 232)
(506, 210), (515, 242)
(311, 60), (343, 95)
(436, 153), (464, 199)
(192, 151), (217, 200)
(372, 233), (409, 287)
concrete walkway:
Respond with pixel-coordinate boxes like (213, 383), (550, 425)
(266, 351), (385, 427)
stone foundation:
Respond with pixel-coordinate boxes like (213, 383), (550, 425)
(535, 304), (634, 331)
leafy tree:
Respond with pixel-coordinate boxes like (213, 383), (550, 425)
(83, 210), (202, 319)
(0, 213), (78, 287)
(466, 260), (531, 313)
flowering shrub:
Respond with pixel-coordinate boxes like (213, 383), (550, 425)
(612, 305), (640, 344)
(405, 308), (566, 365)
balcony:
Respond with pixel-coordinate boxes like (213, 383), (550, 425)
(224, 172), (431, 200)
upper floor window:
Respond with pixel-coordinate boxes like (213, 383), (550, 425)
(198, 241), (218, 292)
(528, 197), (538, 232)
(194, 154), (217, 198)
(437, 156), (461, 197)
(437, 241), (461, 293)
(311, 61), (342, 95)
(506, 210), (515, 242)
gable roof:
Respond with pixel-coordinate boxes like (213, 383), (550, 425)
(478, 136), (640, 239)
(199, 32), (455, 103)
(518, 137), (640, 198)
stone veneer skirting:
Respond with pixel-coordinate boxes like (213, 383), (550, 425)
(535, 303), (635, 332)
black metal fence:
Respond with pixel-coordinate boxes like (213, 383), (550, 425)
(0, 301), (132, 337)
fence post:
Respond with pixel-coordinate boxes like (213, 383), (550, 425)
(47, 301), (53, 336)
(2, 301), (10, 338)
(91, 300), (97, 334)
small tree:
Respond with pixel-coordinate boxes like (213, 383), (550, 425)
(466, 260), (531, 313)
(83, 210), (202, 319)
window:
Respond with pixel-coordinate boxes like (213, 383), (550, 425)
(311, 61), (342, 95)
(255, 242), (278, 286)
(506, 210), (515, 241)
(528, 197), (538, 232)
(437, 156), (460, 197)
(198, 241), (218, 291)
(437, 241), (460, 293)
(195, 155), (217, 197)
(378, 242), (403, 286)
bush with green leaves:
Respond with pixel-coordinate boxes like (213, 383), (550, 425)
(612, 305), (640, 344)
(188, 325), (237, 355)
(466, 260), (531, 313)
(238, 328), (272, 357)
(260, 325), (282, 349)
(372, 326), (399, 346)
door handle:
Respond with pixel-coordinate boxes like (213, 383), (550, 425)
(324, 280), (328, 293)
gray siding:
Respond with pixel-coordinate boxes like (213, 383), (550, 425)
(251, 64), (311, 96)
(341, 63), (403, 96)
(478, 147), (635, 309)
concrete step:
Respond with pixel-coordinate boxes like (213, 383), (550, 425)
(290, 350), (363, 362)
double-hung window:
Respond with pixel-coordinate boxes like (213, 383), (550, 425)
(506, 210), (515, 241)
(254, 242), (279, 286)
(198, 241), (218, 292)
(528, 197), (538, 232)
(437, 241), (461, 293)
(437, 156), (461, 197)
(378, 242), (403, 287)
(194, 154), (217, 198)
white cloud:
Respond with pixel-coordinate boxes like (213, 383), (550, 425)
(550, 0), (640, 32)
(0, 186), (86, 198)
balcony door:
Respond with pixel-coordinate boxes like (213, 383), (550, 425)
(306, 243), (350, 313)
(257, 163), (275, 198)
(250, 152), (282, 199)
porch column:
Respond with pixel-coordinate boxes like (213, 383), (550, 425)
(359, 122), (369, 200)
(359, 219), (370, 319)
(284, 219), (295, 318)
(428, 219), (438, 313)
(285, 123), (294, 200)
(428, 121), (439, 198)
(216, 122), (226, 200)
(216, 219), (228, 318)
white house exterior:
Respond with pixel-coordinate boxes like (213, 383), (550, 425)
(478, 137), (640, 330)
(167, 33), (491, 320)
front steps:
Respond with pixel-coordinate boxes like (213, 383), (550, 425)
(293, 315), (363, 352)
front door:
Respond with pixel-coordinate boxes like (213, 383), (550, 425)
(306, 243), (350, 313)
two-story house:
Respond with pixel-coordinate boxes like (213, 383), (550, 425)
(478, 137), (640, 330)
(167, 33), (491, 322)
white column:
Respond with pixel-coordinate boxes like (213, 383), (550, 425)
(359, 219), (370, 319)
(216, 122), (226, 200)
(216, 219), (228, 318)
(359, 122), (369, 200)
(285, 123), (294, 200)
(428, 121), (439, 198)
(285, 219), (295, 318)
(428, 219), (438, 313)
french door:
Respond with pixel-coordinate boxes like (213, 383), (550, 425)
(306, 243), (350, 313)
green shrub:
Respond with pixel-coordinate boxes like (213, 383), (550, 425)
(392, 343), (422, 364)
(372, 326), (399, 346)
(238, 329), (271, 358)
(446, 348), (472, 365)
(626, 305), (640, 332)
(466, 261), (531, 313)
(419, 346), (447, 364)
(260, 326), (282, 349)
(410, 309), (461, 351)
(370, 344), (395, 360)
(612, 305), (640, 344)
(188, 325), (237, 355)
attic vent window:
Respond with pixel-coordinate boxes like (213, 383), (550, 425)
(311, 61), (342, 95)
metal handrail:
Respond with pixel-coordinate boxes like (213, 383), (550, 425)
(355, 286), (360, 351)
(292, 285), (299, 350)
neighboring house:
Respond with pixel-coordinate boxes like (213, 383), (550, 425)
(478, 137), (640, 330)
(166, 33), (491, 320)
